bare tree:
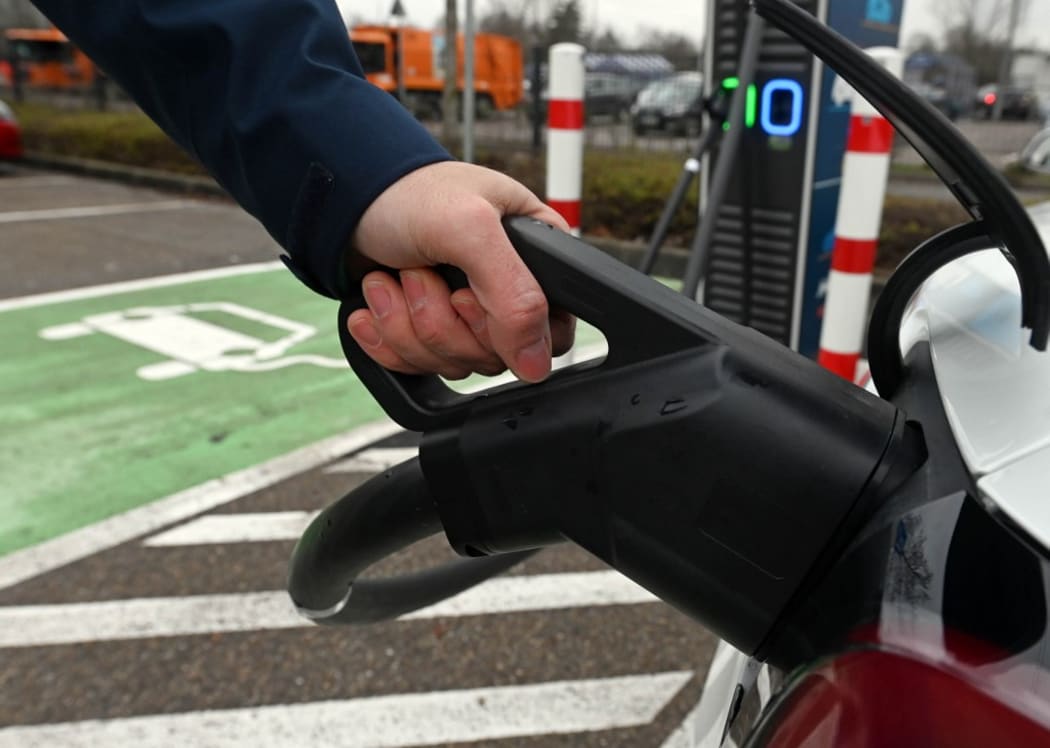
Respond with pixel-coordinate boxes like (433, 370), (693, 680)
(479, 0), (537, 41)
(635, 28), (701, 71)
(938, 0), (1011, 38)
(938, 0), (1032, 84)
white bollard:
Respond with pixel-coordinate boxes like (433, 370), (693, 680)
(818, 48), (903, 383)
(546, 43), (585, 237)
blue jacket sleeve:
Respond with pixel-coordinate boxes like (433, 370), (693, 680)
(31, 0), (452, 298)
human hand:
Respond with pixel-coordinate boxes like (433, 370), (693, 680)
(346, 161), (576, 383)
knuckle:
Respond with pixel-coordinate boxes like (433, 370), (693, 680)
(453, 196), (498, 225)
(412, 316), (445, 349)
(504, 289), (549, 329)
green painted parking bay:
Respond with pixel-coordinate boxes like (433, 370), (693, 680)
(0, 266), (608, 556)
(0, 267), (387, 556)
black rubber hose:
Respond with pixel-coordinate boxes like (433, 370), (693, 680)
(288, 457), (536, 624)
(867, 221), (997, 399)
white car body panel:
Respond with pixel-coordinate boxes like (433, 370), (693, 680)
(689, 203), (1050, 747)
(916, 247), (1048, 474)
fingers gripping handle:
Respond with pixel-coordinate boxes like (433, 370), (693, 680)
(338, 217), (713, 432)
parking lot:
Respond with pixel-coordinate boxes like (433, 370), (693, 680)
(0, 167), (716, 747)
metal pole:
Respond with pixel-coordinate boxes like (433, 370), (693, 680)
(637, 125), (720, 275)
(442, 0), (458, 146)
(463, 0), (475, 163)
(531, 45), (544, 151)
(993, 0), (1022, 121)
(11, 53), (23, 103)
(93, 65), (108, 111)
(682, 11), (765, 300)
(396, 22), (406, 104)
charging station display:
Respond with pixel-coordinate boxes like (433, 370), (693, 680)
(703, 0), (903, 354)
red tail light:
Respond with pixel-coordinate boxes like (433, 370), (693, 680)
(984, 92), (997, 106)
(756, 648), (1050, 747)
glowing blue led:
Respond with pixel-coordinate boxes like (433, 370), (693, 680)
(760, 79), (804, 137)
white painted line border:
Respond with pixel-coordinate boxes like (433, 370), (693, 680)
(0, 571), (658, 647)
(0, 261), (283, 313)
(0, 200), (209, 225)
(143, 511), (318, 547)
(0, 419), (402, 591)
(0, 671), (692, 748)
(324, 447), (420, 474)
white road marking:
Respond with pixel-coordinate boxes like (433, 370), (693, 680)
(143, 511), (318, 546)
(0, 200), (208, 224)
(40, 301), (346, 380)
(324, 447), (419, 474)
(0, 671), (692, 748)
(0, 261), (283, 313)
(0, 419), (402, 591)
(660, 699), (704, 748)
(0, 571), (659, 647)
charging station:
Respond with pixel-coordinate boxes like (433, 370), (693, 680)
(702, 0), (904, 355)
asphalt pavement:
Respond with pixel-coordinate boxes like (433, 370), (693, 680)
(0, 166), (717, 747)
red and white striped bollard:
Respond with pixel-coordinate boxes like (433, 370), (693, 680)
(818, 48), (903, 384)
(546, 43), (585, 236)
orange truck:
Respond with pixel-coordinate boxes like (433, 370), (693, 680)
(3, 27), (95, 89)
(350, 25), (523, 117)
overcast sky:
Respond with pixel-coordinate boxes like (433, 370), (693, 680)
(336, 0), (1050, 51)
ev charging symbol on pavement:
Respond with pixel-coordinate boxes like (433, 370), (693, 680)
(866, 0), (894, 25)
(39, 302), (346, 381)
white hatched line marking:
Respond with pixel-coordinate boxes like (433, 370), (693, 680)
(0, 419), (402, 591)
(0, 671), (692, 748)
(324, 447), (419, 474)
(0, 261), (283, 313)
(0, 200), (209, 224)
(143, 511), (319, 546)
(0, 571), (658, 647)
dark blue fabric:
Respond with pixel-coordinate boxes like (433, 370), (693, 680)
(31, 0), (452, 298)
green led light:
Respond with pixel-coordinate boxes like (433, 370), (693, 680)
(720, 78), (758, 129)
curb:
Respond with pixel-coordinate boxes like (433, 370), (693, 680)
(22, 151), (228, 198)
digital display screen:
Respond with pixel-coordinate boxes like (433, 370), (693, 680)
(720, 77), (805, 138)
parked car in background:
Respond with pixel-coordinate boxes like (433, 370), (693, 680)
(583, 73), (638, 121)
(630, 71), (704, 136)
(906, 80), (966, 120)
(975, 84), (1038, 120)
(0, 100), (23, 161)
